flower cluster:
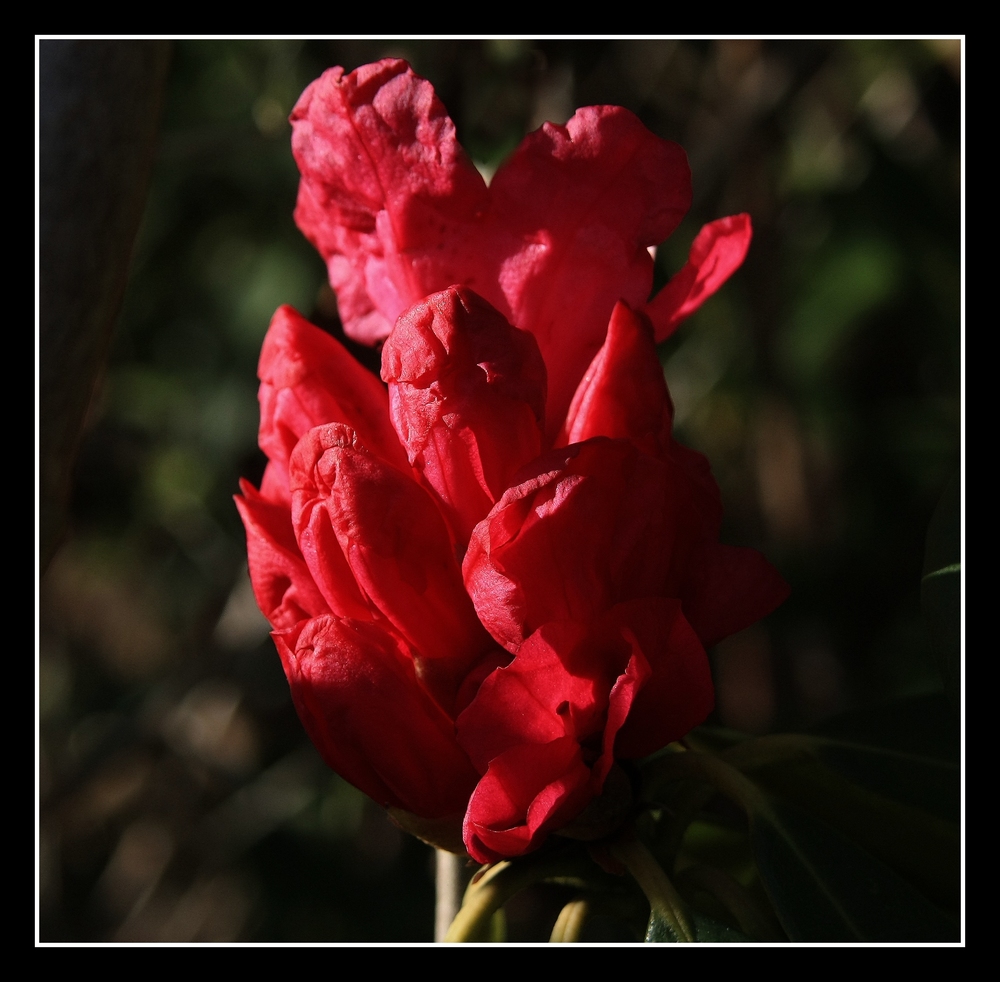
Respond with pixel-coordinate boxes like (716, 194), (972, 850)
(237, 59), (788, 864)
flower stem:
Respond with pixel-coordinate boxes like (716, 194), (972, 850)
(611, 834), (695, 943)
(444, 851), (598, 942)
(435, 849), (465, 942)
(443, 862), (523, 943)
(549, 898), (590, 942)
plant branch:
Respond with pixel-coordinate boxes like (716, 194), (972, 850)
(549, 898), (590, 942)
(611, 833), (695, 942)
(435, 849), (466, 942)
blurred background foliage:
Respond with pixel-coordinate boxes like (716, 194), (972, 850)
(38, 39), (961, 942)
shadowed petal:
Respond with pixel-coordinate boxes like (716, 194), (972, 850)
(235, 478), (330, 630)
(275, 614), (479, 817)
(257, 305), (406, 505)
(609, 598), (713, 759)
(679, 542), (791, 649)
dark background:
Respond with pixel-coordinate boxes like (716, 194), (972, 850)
(38, 39), (961, 942)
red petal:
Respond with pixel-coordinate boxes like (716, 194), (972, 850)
(457, 599), (711, 861)
(489, 107), (691, 434)
(284, 428), (373, 624)
(289, 423), (489, 705)
(291, 64), (697, 436)
(680, 542), (791, 649)
(235, 479), (330, 630)
(275, 614), (479, 818)
(657, 440), (725, 600)
(456, 620), (602, 773)
(462, 737), (592, 864)
(643, 214), (753, 343)
(560, 301), (672, 458)
(257, 305), (406, 505)
(381, 287), (546, 547)
(610, 598), (713, 759)
(463, 440), (673, 650)
(291, 60), (490, 345)
(597, 642), (650, 785)
(668, 440), (724, 538)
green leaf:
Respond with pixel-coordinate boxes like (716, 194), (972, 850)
(720, 699), (960, 910)
(750, 797), (958, 942)
(699, 694), (960, 817)
(750, 757), (959, 911)
(644, 907), (681, 942)
(809, 694), (959, 821)
(692, 912), (751, 943)
(641, 748), (959, 941)
(646, 909), (750, 943)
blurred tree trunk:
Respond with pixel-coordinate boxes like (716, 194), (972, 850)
(39, 40), (171, 570)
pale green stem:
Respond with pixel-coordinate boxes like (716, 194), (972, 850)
(444, 852), (598, 943)
(443, 862), (525, 943)
(488, 908), (508, 942)
(611, 835), (695, 943)
(435, 849), (466, 942)
(549, 898), (590, 942)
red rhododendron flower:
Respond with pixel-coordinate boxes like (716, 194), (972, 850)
(237, 58), (788, 864)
